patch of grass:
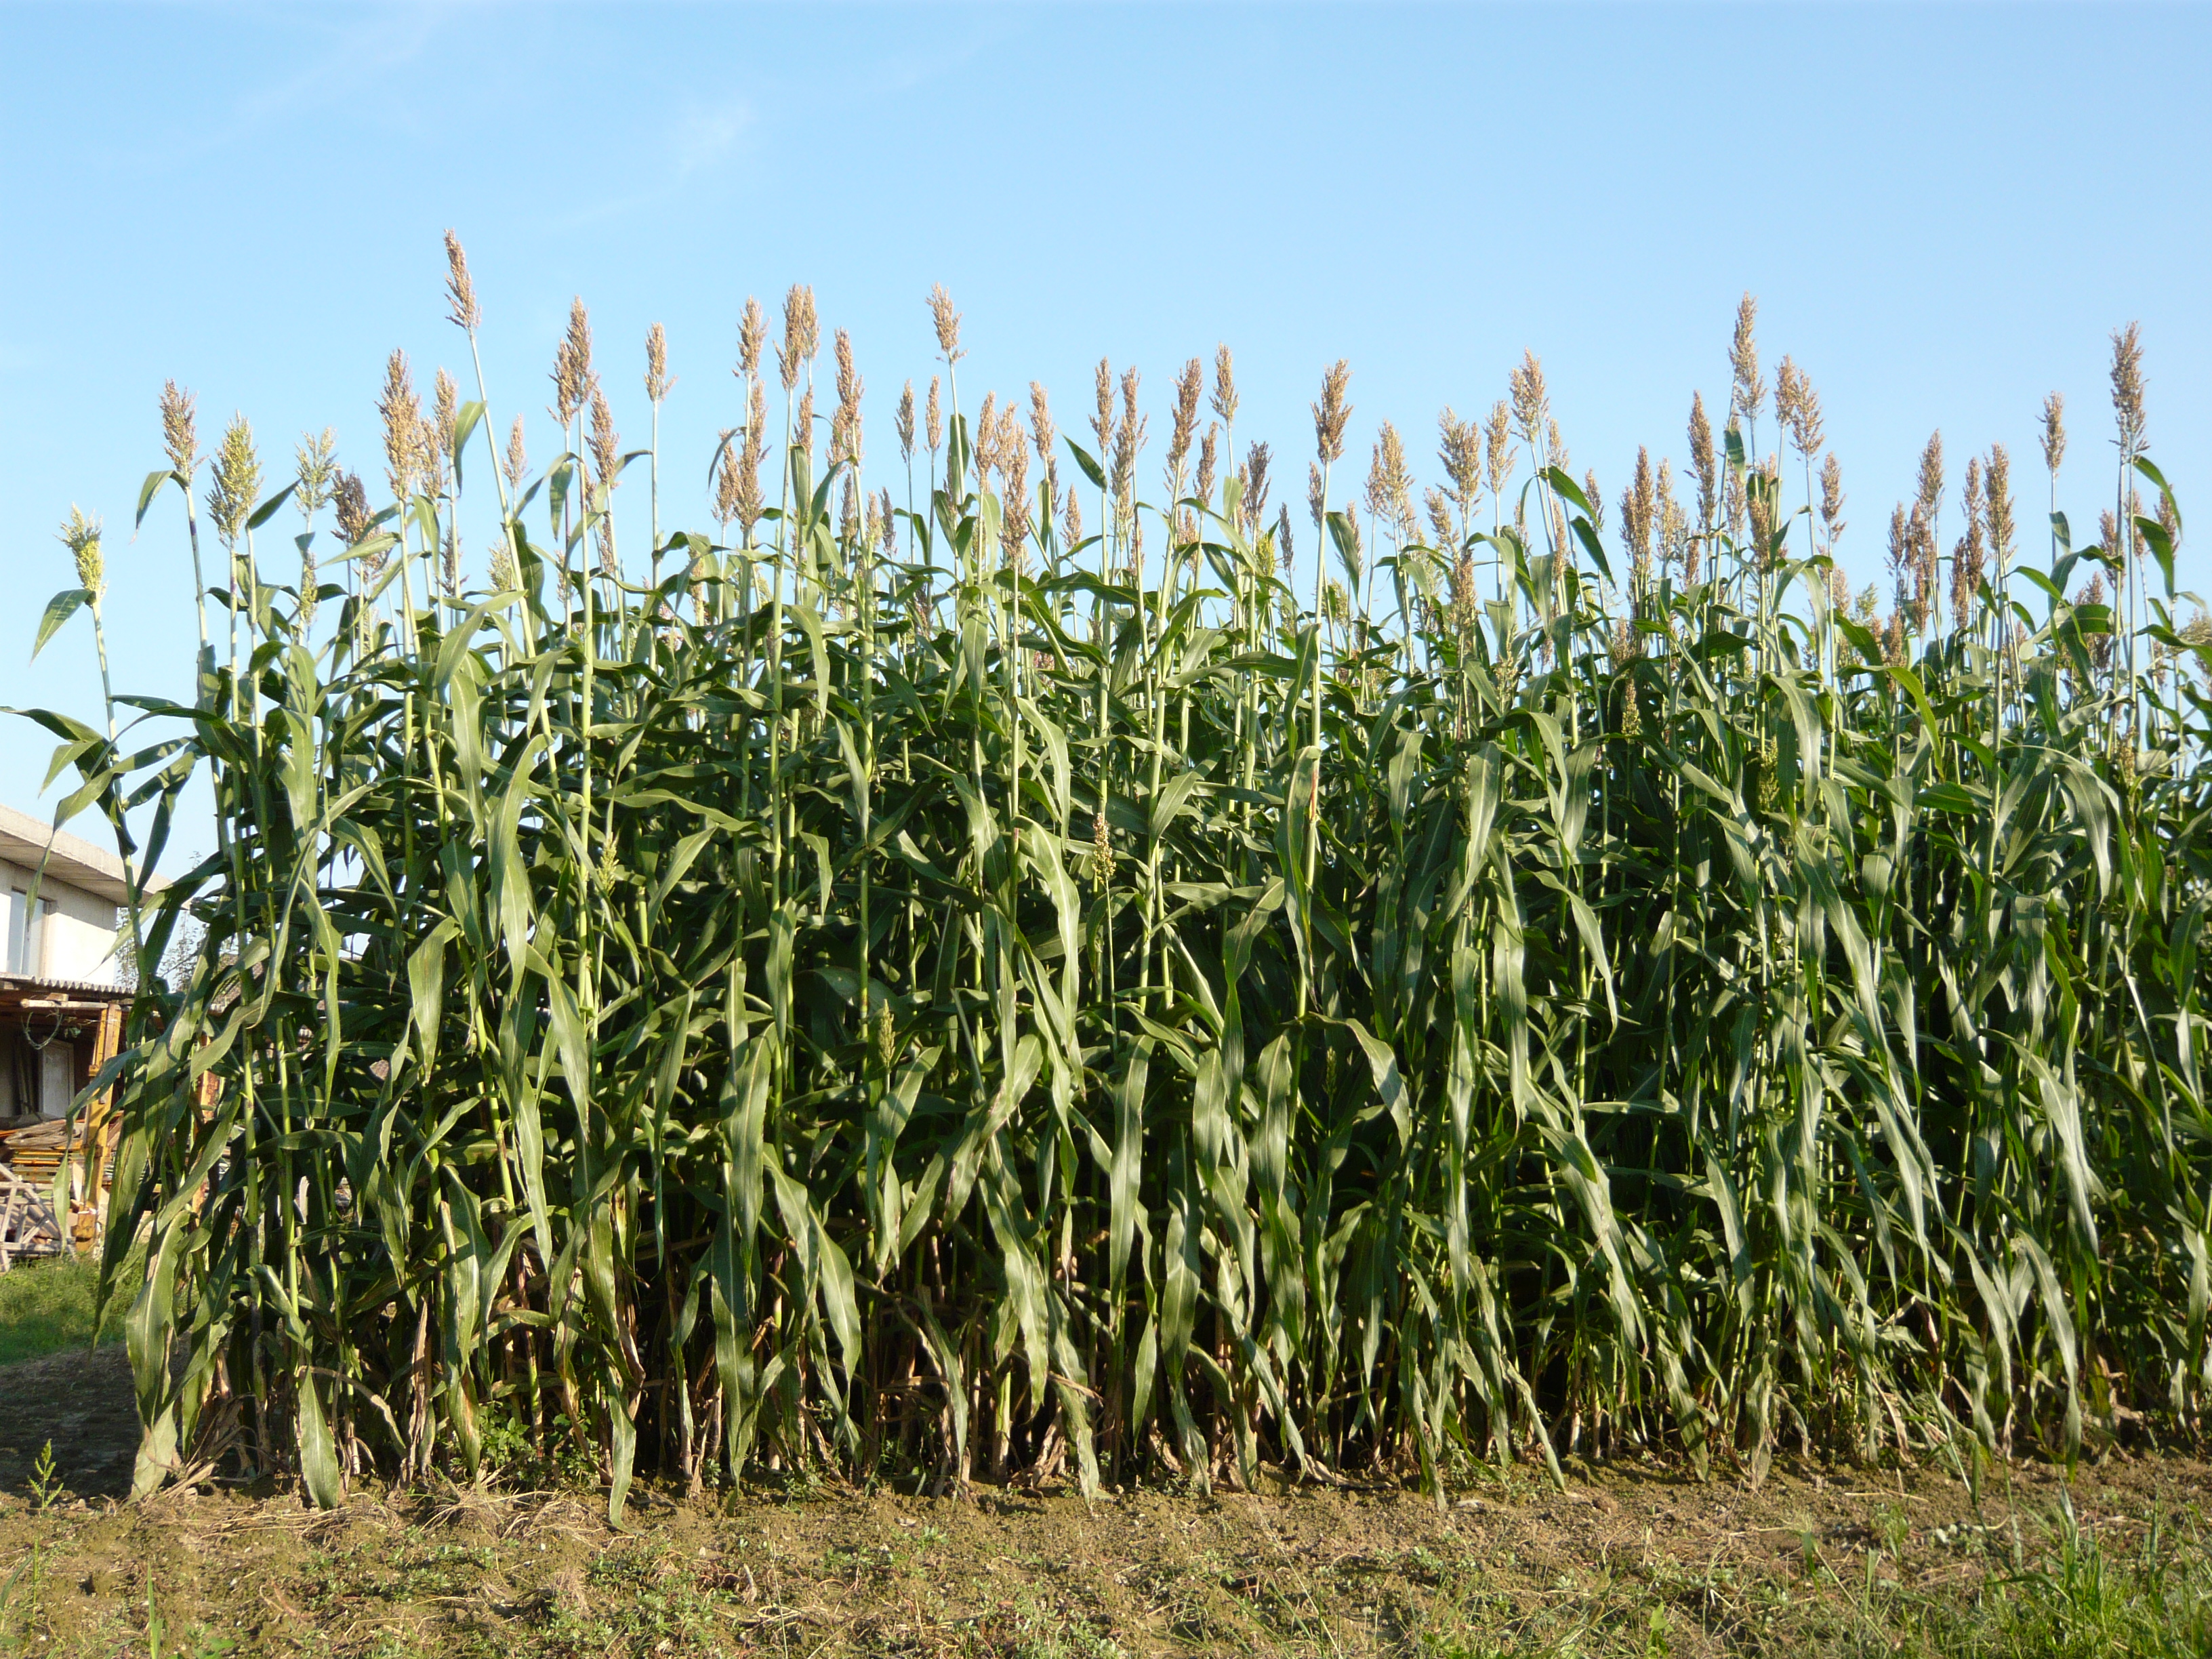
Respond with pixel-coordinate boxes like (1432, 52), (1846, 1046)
(0, 1254), (121, 1369)
(3, 1446), (2211, 1656)
(1870, 1511), (2212, 1659)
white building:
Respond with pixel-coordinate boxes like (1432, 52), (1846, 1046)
(0, 801), (148, 1122)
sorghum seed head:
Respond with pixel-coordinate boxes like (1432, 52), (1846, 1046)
(777, 284), (817, 392)
(380, 349), (424, 504)
(1916, 431), (1944, 517)
(1427, 487), (1455, 550)
(1088, 807), (1113, 891)
(713, 428), (742, 531)
(1509, 350), (1548, 448)
(1029, 382), (1054, 465)
(1783, 360), (1824, 458)
(1727, 293), (1763, 428)
(1242, 441), (1272, 531)
(1486, 401), (1516, 500)
(873, 999), (897, 1069)
(2110, 321), (2146, 449)
(1688, 392), (1716, 530)
(1820, 453), (1846, 546)
(443, 229), (480, 332)
(927, 283), (962, 362)
(160, 380), (199, 478)
(297, 537), (318, 633)
(295, 427), (338, 526)
(333, 470), (371, 546)
(833, 329), (864, 468)
(588, 385), (619, 493)
(1168, 357), (1202, 486)
(1113, 367), (1146, 506)
(1438, 407), (1481, 517)
(1210, 344), (1237, 429)
(432, 368), (459, 459)
(58, 506), (104, 600)
(645, 321), (670, 405)
(1091, 359), (1113, 458)
(737, 379), (769, 537)
(975, 391), (1000, 487)
(1774, 356), (1800, 435)
(1986, 445), (2015, 568)
(1312, 359), (1352, 466)
(209, 411), (262, 548)
(553, 299), (594, 429)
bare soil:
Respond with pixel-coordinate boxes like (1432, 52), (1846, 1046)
(0, 1345), (137, 1500)
(1, 1345), (2207, 1656)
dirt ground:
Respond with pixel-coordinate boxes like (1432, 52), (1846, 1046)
(1, 1345), (2207, 1657)
(0, 1346), (139, 1502)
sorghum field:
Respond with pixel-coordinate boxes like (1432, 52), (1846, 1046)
(11, 236), (2212, 1653)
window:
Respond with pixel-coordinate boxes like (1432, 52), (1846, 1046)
(4, 892), (58, 976)
(39, 1041), (73, 1120)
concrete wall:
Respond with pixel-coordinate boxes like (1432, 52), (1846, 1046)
(0, 857), (123, 983)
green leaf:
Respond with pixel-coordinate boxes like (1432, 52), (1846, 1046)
(136, 468), (179, 531)
(333, 531), (399, 567)
(1065, 437), (1106, 491)
(32, 589), (90, 659)
(2135, 514), (2177, 598)
(1568, 511), (1613, 584)
(1885, 661), (1940, 735)
(1836, 615), (1881, 661)
(1542, 466), (1592, 516)
(2135, 455), (2179, 541)
(449, 398), (487, 491)
(247, 480), (299, 532)
(295, 1369), (343, 1509)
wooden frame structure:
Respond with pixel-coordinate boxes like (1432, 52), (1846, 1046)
(0, 974), (129, 1263)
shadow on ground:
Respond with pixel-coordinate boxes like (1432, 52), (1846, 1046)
(0, 1345), (135, 1499)
(1, 1354), (2209, 1656)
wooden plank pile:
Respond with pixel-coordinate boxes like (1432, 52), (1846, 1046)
(0, 1160), (66, 1269)
(0, 1120), (99, 1261)
(1, 1117), (81, 1180)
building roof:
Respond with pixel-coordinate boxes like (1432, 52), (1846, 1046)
(0, 801), (167, 907)
(0, 972), (133, 1008)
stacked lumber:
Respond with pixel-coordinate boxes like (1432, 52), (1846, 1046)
(0, 1163), (65, 1268)
(0, 1118), (84, 1189)
(0, 1120), (109, 1252)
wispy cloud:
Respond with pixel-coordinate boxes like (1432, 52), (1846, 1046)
(555, 97), (758, 230)
(671, 102), (754, 179)
(83, 2), (448, 181)
(229, 5), (444, 129)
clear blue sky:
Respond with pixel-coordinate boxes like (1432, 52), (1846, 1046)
(3, 1), (2207, 867)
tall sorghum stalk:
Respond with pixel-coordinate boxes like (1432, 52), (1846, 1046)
(35, 272), (2212, 1523)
